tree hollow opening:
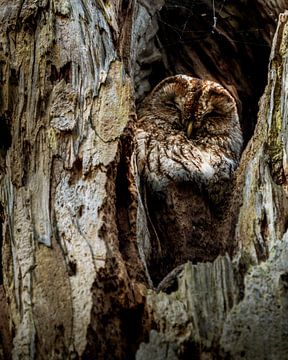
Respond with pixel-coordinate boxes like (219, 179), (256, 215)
(132, 0), (280, 287)
(135, 0), (278, 145)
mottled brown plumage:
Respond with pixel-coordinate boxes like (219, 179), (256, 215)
(134, 75), (243, 284)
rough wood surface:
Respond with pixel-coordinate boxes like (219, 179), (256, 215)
(0, 1), (164, 358)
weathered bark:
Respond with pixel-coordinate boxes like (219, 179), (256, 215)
(0, 1), (287, 359)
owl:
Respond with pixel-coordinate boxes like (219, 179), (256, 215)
(134, 75), (243, 285)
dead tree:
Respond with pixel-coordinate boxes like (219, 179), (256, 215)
(0, 1), (287, 359)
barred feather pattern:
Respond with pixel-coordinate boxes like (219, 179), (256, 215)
(134, 75), (243, 284)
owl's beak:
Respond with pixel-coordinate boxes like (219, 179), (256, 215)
(187, 121), (193, 138)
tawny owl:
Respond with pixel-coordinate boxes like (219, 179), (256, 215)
(134, 75), (243, 285)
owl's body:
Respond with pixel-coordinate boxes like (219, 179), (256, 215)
(135, 75), (242, 284)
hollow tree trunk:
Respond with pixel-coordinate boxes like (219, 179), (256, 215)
(0, 1), (287, 359)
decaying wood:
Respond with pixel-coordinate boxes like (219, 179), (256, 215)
(0, 0), (287, 359)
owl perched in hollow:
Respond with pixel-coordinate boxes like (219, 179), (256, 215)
(134, 75), (243, 285)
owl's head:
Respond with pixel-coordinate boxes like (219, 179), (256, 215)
(149, 75), (242, 153)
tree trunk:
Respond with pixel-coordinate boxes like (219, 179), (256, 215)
(0, 1), (287, 359)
